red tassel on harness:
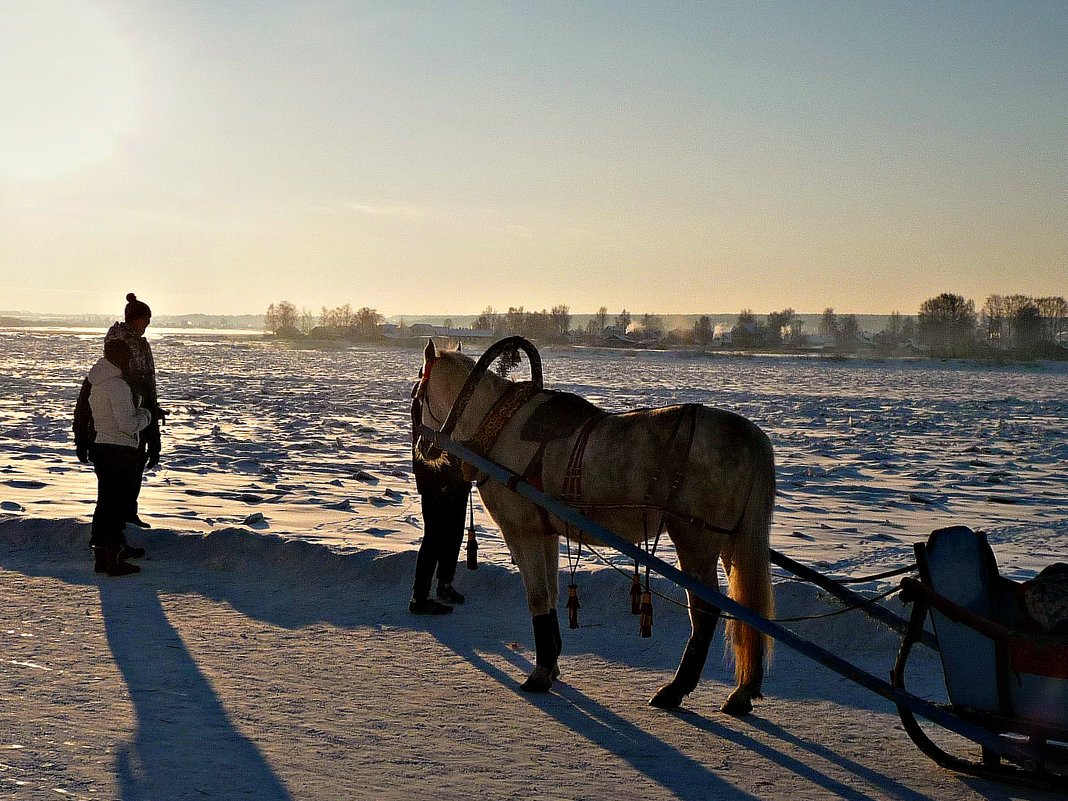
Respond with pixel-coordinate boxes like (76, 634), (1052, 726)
(567, 583), (581, 629)
(630, 572), (642, 615)
(639, 592), (653, 638)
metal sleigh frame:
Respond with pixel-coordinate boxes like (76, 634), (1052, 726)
(423, 337), (1067, 788)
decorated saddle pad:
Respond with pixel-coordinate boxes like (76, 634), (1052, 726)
(520, 391), (605, 443)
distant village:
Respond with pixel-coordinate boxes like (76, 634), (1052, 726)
(263, 293), (1068, 360)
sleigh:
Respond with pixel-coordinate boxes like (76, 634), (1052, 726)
(892, 526), (1068, 786)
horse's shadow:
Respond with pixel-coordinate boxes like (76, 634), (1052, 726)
(428, 624), (763, 801)
(428, 617), (1050, 801)
(683, 710), (929, 801)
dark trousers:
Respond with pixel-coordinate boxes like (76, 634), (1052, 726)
(130, 442), (145, 520)
(90, 444), (141, 550)
(412, 485), (469, 601)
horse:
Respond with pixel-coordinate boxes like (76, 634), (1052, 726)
(413, 339), (776, 714)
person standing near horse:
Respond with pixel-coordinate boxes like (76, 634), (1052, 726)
(86, 339), (154, 576)
(105, 293), (165, 528)
(409, 342), (471, 615)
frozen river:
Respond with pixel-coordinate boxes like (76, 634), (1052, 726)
(2, 328), (1066, 585)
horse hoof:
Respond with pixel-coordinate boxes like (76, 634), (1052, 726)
(520, 665), (555, 693)
(720, 690), (753, 716)
(649, 684), (684, 709)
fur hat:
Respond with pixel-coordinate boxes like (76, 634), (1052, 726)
(124, 293), (151, 322)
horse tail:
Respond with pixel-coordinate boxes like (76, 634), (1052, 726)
(724, 430), (775, 691)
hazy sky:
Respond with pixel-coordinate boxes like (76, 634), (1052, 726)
(1, 1), (1065, 318)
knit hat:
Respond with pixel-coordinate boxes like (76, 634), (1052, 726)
(124, 293), (152, 322)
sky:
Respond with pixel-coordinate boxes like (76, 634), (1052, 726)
(0, 1), (1065, 318)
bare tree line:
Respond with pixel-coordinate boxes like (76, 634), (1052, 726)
(264, 291), (1067, 358)
(265, 301), (382, 340)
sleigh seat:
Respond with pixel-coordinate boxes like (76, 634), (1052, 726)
(892, 525), (1068, 787)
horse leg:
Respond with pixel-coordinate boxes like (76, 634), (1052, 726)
(649, 583), (722, 709)
(522, 608), (561, 692)
(720, 652), (763, 716)
(504, 525), (562, 693)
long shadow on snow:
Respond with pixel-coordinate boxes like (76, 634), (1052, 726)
(683, 710), (932, 801)
(0, 518), (932, 715)
(7, 518), (1039, 797)
(693, 714), (1062, 801)
(427, 625), (763, 801)
(99, 580), (293, 801)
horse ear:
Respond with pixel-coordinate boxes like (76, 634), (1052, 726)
(424, 338), (436, 364)
(456, 341), (463, 353)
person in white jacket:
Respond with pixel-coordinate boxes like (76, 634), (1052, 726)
(87, 339), (153, 576)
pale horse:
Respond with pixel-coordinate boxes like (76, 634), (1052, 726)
(413, 340), (775, 714)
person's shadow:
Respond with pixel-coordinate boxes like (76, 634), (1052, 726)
(98, 579), (291, 800)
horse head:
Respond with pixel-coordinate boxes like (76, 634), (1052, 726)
(416, 339), (477, 436)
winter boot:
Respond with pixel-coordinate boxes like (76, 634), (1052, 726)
(436, 583), (465, 605)
(409, 597), (453, 615)
(101, 547), (140, 577)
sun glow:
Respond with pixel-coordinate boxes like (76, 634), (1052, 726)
(0, 1), (138, 182)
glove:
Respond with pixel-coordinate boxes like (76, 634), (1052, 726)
(75, 433), (91, 464)
(143, 420), (162, 470)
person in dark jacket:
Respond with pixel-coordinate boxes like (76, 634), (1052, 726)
(409, 394), (470, 615)
(86, 339), (153, 576)
(103, 292), (166, 527)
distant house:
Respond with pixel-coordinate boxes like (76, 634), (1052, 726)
(713, 321), (757, 347)
(806, 334), (833, 350)
(407, 323), (438, 339)
(402, 323), (495, 343)
(602, 332), (639, 347)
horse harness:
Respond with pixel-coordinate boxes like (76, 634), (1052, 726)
(415, 360), (746, 542)
(466, 391), (739, 540)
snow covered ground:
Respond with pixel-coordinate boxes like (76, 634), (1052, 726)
(1, 328), (1066, 799)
